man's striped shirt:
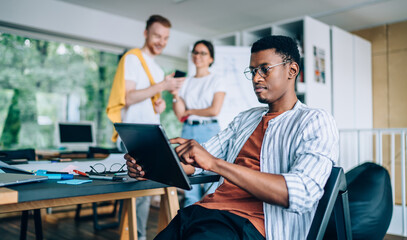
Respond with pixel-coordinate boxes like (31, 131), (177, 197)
(201, 101), (339, 239)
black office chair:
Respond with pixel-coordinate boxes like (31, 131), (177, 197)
(324, 162), (393, 240)
(0, 148), (42, 240)
(0, 148), (36, 164)
(307, 166), (352, 240)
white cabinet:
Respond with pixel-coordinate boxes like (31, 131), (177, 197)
(212, 16), (333, 113)
(212, 32), (241, 46)
(331, 27), (355, 129)
(211, 16), (372, 122)
(241, 24), (272, 46)
(270, 16), (332, 113)
(211, 16), (373, 170)
(331, 26), (373, 129)
(302, 16), (332, 113)
(354, 36), (372, 129)
(331, 26), (373, 169)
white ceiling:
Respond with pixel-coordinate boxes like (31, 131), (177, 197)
(58, 0), (407, 38)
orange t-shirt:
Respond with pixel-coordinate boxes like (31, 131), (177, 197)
(196, 111), (283, 237)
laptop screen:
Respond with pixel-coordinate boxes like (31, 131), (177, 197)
(57, 122), (96, 151)
(59, 124), (93, 143)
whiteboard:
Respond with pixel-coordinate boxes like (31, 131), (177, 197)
(187, 46), (266, 130)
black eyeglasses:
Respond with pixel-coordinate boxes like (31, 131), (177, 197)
(89, 163), (126, 175)
(244, 61), (290, 80)
(191, 51), (208, 56)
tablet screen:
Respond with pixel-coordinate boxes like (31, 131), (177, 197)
(114, 123), (192, 190)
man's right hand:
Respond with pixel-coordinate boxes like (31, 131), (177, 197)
(170, 137), (219, 171)
(124, 153), (146, 180)
(163, 73), (185, 92)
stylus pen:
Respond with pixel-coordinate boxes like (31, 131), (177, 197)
(88, 175), (126, 181)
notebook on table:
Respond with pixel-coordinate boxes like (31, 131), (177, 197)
(114, 123), (192, 190)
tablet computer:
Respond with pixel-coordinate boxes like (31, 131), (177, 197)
(0, 173), (48, 187)
(114, 123), (192, 190)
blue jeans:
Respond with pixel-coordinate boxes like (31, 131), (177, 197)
(181, 122), (220, 207)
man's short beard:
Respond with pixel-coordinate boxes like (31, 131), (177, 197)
(257, 97), (268, 104)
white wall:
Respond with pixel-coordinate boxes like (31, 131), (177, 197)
(0, 0), (199, 59)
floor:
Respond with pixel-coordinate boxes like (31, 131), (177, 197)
(0, 203), (405, 240)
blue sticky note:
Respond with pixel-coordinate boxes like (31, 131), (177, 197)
(57, 179), (93, 185)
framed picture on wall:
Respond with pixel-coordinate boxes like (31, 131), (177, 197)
(313, 46), (326, 84)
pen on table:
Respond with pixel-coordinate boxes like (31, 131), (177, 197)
(73, 170), (89, 177)
(50, 158), (72, 163)
(88, 175), (126, 181)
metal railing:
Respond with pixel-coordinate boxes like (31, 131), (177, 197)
(338, 128), (407, 236)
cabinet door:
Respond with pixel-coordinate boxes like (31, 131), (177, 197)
(331, 27), (373, 129)
(303, 16), (332, 113)
(331, 26), (358, 169)
(331, 26), (355, 129)
(354, 35), (373, 129)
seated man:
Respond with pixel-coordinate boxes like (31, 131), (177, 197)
(125, 35), (339, 240)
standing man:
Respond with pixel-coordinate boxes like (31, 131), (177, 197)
(126, 35), (339, 239)
(106, 15), (184, 240)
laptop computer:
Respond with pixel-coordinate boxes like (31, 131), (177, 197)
(56, 121), (96, 151)
(0, 173), (48, 187)
(114, 123), (192, 190)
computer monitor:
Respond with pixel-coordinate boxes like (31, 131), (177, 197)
(56, 121), (96, 151)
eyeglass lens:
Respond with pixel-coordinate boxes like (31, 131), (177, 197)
(109, 163), (125, 173)
(192, 51), (208, 56)
(244, 66), (269, 80)
(90, 163), (106, 174)
(244, 61), (289, 80)
(90, 163), (126, 174)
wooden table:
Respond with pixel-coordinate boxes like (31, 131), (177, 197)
(0, 173), (220, 240)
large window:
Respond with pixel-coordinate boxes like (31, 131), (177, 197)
(0, 32), (121, 149)
(0, 31), (183, 150)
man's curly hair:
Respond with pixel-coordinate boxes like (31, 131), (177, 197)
(251, 35), (300, 65)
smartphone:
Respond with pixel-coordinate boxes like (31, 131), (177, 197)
(174, 70), (186, 78)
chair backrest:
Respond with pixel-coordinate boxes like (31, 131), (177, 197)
(342, 162), (392, 240)
(307, 166), (352, 240)
(0, 148), (36, 163)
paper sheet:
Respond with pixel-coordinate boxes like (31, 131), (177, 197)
(11, 153), (126, 173)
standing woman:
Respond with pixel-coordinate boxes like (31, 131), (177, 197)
(172, 40), (226, 207)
